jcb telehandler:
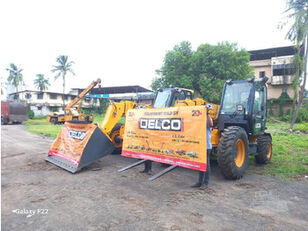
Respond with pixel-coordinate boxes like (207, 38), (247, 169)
(46, 78), (101, 124)
(46, 77), (272, 180)
(215, 77), (272, 179)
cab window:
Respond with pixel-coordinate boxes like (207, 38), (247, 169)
(253, 88), (263, 117)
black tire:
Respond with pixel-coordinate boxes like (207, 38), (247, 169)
(50, 117), (58, 125)
(255, 135), (272, 164)
(217, 126), (249, 180)
(110, 123), (123, 154)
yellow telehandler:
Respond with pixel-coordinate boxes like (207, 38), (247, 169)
(46, 78), (101, 124)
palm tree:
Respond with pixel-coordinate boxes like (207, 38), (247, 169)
(1, 77), (6, 96)
(34, 74), (50, 91)
(6, 63), (24, 92)
(51, 55), (75, 108)
(284, 0), (308, 130)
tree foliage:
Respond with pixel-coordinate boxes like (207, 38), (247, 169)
(6, 63), (24, 92)
(152, 41), (253, 103)
(34, 74), (50, 91)
(51, 55), (75, 107)
(285, 0), (308, 43)
(282, 0), (308, 130)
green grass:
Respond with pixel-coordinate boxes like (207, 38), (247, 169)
(23, 113), (126, 138)
(293, 122), (308, 132)
(24, 116), (308, 179)
(24, 118), (62, 138)
(258, 122), (308, 179)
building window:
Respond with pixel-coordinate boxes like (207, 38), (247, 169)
(71, 96), (76, 100)
(93, 98), (97, 103)
(273, 64), (295, 76)
(14, 94), (19, 99)
(63, 95), (68, 100)
(37, 92), (44, 99)
(282, 88), (287, 93)
(25, 93), (32, 99)
(50, 93), (57, 99)
(259, 71), (265, 78)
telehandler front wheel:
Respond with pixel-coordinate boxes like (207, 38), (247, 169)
(110, 123), (123, 154)
(217, 126), (248, 180)
(255, 135), (272, 164)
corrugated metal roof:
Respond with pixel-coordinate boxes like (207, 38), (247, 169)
(249, 46), (296, 61)
(75, 85), (152, 94)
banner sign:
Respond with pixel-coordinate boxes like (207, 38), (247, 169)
(121, 106), (208, 171)
(48, 123), (97, 166)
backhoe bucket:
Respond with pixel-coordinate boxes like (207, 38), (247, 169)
(46, 122), (115, 173)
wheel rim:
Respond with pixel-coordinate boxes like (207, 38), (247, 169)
(235, 138), (245, 167)
(266, 143), (272, 159)
(111, 130), (122, 148)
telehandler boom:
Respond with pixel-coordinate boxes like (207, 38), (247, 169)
(46, 78), (101, 124)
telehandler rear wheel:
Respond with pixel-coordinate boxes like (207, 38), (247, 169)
(255, 135), (272, 164)
(110, 123), (123, 154)
(217, 126), (248, 180)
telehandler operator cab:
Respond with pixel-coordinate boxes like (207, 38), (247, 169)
(153, 87), (194, 108)
(218, 77), (268, 136)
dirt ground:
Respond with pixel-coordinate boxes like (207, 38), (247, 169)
(1, 125), (308, 231)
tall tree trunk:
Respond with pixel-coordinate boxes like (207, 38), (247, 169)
(62, 72), (66, 110)
(15, 85), (19, 101)
(290, 35), (308, 130)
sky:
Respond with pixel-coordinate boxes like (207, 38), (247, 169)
(0, 0), (295, 94)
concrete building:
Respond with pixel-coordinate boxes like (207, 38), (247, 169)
(249, 46), (298, 116)
(8, 90), (99, 116)
(8, 85), (154, 116)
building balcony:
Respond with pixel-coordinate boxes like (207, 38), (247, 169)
(271, 75), (294, 85)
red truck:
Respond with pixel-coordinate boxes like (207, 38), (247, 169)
(1, 101), (28, 125)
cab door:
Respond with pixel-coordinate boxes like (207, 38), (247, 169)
(252, 85), (267, 135)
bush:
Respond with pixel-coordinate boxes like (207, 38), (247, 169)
(81, 99), (109, 115)
(279, 114), (292, 122)
(27, 104), (35, 119)
(49, 106), (60, 112)
(296, 108), (308, 123)
(34, 115), (47, 119)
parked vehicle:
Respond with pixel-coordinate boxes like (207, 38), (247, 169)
(1, 101), (28, 124)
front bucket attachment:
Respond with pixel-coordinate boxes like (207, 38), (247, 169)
(46, 122), (115, 173)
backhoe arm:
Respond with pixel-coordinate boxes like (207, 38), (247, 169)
(65, 78), (101, 111)
(100, 101), (136, 136)
(77, 102), (82, 112)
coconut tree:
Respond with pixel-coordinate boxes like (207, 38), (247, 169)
(51, 55), (75, 108)
(34, 74), (50, 91)
(1, 77), (6, 96)
(6, 63), (24, 92)
(284, 0), (308, 130)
